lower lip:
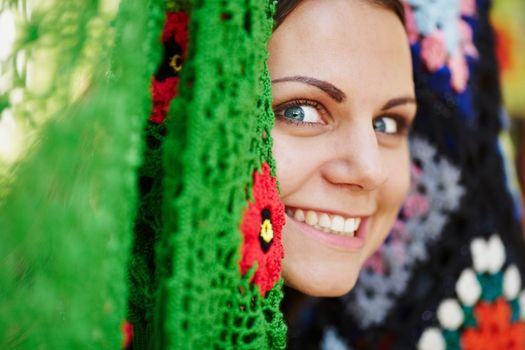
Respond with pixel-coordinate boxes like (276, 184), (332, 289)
(286, 215), (367, 251)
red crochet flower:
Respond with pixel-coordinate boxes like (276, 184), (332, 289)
(121, 320), (133, 349)
(461, 298), (525, 350)
(149, 12), (189, 124)
(240, 163), (285, 296)
(162, 12), (189, 54)
(151, 77), (180, 124)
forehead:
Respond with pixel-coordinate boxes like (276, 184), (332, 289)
(268, 0), (413, 103)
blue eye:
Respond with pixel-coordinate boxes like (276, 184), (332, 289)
(373, 116), (399, 134)
(284, 106), (305, 121)
(281, 104), (323, 123)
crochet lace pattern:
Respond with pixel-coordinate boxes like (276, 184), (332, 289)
(0, 0), (162, 347)
(1, 0), (287, 349)
(286, 1), (525, 349)
(347, 136), (465, 327)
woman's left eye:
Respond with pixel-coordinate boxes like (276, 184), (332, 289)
(373, 116), (400, 134)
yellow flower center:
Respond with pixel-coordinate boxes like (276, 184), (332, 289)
(170, 54), (183, 73)
(260, 219), (274, 243)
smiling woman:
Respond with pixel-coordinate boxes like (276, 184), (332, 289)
(0, 0), (416, 348)
(268, 0), (416, 297)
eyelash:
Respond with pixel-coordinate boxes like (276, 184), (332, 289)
(273, 99), (327, 126)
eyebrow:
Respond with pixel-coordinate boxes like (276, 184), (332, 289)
(381, 97), (417, 110)
(271, 75), (347, 103)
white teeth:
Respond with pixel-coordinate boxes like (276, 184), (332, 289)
(331, 215), (345, 232)
(344, 218), (356, 233)
(355, 218), (361, 231)
(293, 209), (305, 222)
(289, 207), (362, 236)
(305, 210), (318, 226)
(319, 213), (331, 229)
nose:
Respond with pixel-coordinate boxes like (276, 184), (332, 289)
(321, 121), (386, 191)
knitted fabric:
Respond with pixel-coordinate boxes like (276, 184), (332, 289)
(156, 1), (286, 347)
(286, 1), (525, 349)
(1, 0), (287, 349)
(128, 1), (287, 349)
(348, 136), (465, 327)
(0, 0), (163, 348)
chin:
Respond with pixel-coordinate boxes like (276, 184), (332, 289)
(281, 255), (361, 297)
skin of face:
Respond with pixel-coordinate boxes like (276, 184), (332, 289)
(268, 0), (416, 297)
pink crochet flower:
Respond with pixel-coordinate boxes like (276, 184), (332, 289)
(421, 30), (447, 72)
(460, 0), (477, 17)
(364, 250), (386, 275)
(403, 194), (430, 218)
(391, 220), (409, 241)
(448, 53), (469, 92)
(460, 19), (479, 58)
(390, 241), (407, 264)
(410, 164), (423, 190)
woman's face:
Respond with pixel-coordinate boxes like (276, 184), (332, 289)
(268, 0), (416, 296)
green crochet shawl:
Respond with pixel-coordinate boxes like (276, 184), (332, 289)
(0, 0), (286, 348)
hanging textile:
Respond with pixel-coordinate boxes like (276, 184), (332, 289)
(0, 0), (287, 349)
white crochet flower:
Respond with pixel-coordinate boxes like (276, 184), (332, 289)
(455, 268), (481, 306)
(437, 299), (464, 330)
(503, 265), (522, 300)
(418, 327), (445, 350)
(470, 234), (505, 273)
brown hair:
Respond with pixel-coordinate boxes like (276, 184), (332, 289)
(274, 0), (405, 29)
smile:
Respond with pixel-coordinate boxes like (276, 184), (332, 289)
(286, 208), (362, 237)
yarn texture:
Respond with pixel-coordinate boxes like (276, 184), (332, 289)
(286, 1), (525, 349)
(1, 0), (287, 349)
(0, 0), (163, 347)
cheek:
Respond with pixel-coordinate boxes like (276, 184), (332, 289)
(271, 130), (319, 197)
(380, 147), (411, 215)
(272, 132), (295, 194)
(376, 147), (410, 226)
